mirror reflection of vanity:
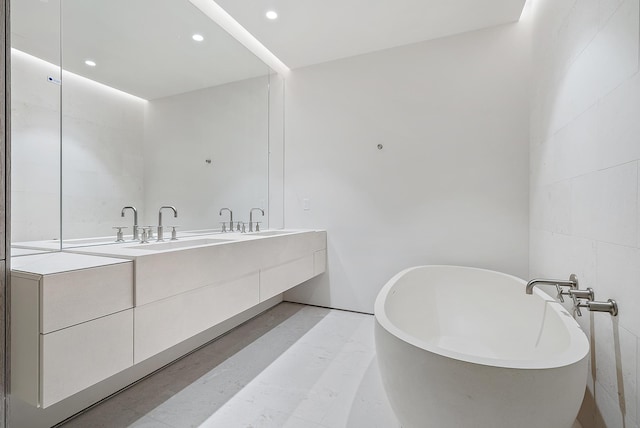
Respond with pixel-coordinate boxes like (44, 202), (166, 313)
(11, 0), (284, 255)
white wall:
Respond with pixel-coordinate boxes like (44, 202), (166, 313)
(142, 76), (270, 231)
(61, 69), (146, 240)
(283, 23), (530, 313)
(528, 0), (640, 426)
(11, 49), (146, 242)
(11, 50), (61, 242)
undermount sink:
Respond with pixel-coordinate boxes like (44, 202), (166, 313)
(249, 230), (297, 237)
(129, 238), (233, 251)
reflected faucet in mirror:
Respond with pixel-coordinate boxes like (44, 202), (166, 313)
(158, 206), (178, 242)
(249, 208), (264, 232)
(219, 208), (233, 232)
(121, 206), (139, 241)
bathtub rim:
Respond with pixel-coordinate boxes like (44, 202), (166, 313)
(374, 265), (589, 370)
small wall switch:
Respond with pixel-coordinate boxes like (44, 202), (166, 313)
(302, 198), (311, 211)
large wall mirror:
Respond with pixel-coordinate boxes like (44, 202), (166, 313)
(11, 0), (283, 256)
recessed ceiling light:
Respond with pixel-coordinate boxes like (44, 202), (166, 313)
(192, 34), (204, 42)
(84, 60), (96, 67)
(265, 11), (278, 20)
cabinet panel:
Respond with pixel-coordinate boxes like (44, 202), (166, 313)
(134, 272), (259, 364)
(41, 262), (133, 333)
(10, 275), (40, 406)
(40, 309), (133, 408)
(260, 255), (314, 301)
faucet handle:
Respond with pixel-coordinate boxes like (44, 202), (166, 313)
(555, 284), (565, 303)
(112, 226), (128, 242)
(570, 292), (582, 317)
(169, 226), (179, 241)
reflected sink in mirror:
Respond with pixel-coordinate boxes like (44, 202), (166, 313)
(63, 237), (124, 246)
(248, 230), (297, 237)
(129, 238), (234, 251)
(179, 229), (223, 236)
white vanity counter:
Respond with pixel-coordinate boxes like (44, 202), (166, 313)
(11, 229), (327, 411)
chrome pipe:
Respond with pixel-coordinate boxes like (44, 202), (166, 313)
(578, 299), (618, 316)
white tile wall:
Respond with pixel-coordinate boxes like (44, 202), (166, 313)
(284, 22), (530, 313)
(529, 0), (640, 426)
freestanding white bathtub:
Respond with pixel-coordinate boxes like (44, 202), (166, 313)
(374, 265), (589, 428)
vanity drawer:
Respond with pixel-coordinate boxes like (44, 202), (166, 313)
(260, 255), (315, 301)
(40, 309), (134, 408)
(41, 262), (133, 333)
(134, 272), (260, 363)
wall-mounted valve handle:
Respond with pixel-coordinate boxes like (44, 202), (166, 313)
(555, 284), (566, 303)
(570, 292), (582, 317)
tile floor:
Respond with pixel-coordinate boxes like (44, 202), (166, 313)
(58, 303), (400, 428)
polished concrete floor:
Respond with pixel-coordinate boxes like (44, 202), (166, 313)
(59, 302), (399, 428)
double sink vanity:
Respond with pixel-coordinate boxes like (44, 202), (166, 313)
(11, 229), (327, 410)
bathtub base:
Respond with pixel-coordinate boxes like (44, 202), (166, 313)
(376, 320), (587, 428)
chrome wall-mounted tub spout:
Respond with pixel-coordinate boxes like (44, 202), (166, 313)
(525, 274), (578, 302)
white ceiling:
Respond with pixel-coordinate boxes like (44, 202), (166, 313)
(11, 0), (526, 99)
(214, 0), (527, 69)
(11, 0), (270, 100)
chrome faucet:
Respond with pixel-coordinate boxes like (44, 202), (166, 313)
(158, 206), (178, 242)
(249, 208), (264, 232)
(219, 208), (233, 232)
(525, 274), (578, 302)
(121, 206), (139, 240)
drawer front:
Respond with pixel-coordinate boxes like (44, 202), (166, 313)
(260, 255), (315, 301)
(134, 272), (260, 364)
(41, 262), (133, 333)
(40, 309), (134, 408)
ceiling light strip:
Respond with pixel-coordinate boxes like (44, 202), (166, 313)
(189, 0), (290, 76)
